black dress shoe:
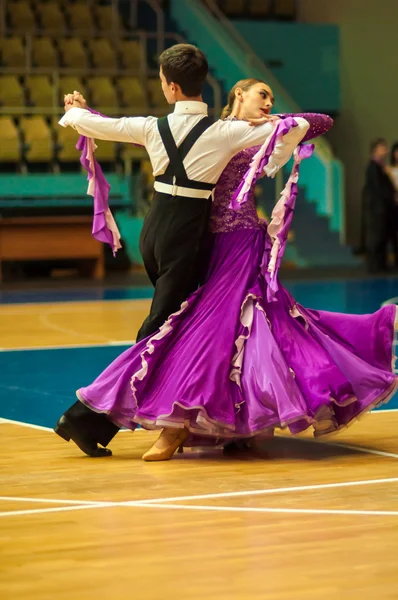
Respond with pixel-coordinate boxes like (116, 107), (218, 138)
(223, 439), (252, 454)
(54, 415), (112, 457)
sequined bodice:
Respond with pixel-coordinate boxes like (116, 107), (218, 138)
(209, 146), (263, 233)
(209, 112), (333, 234)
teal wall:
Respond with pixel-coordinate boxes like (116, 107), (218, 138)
(0, 174), (132, 208)
(234, 21), (340, 112)
(170, 0), (344, 238)
(0, 172), (145, 265)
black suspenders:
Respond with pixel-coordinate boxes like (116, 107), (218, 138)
(155, 116), (215, 192)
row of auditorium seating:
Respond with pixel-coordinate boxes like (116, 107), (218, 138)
(0, 75), (167, 111)
(0, 114), (150, 167)
(0, 36), (144, 70)
(5, 1), (126, 33)
(5, 0), (296, 32)
(216, 0), (296, 18)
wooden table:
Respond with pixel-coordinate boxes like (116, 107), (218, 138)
(0, 215), (104, 281)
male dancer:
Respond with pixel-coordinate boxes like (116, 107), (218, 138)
(55, 44), (310, 456)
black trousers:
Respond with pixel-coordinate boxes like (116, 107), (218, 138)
(137, 191), (212, 340)
(61, 192), (212, 446)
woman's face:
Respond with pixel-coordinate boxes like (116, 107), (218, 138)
(238, 82), (274, 119)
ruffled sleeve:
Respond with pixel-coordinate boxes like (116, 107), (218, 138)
(74, 108), (144, 255)
(229, 116), (301, 211)
(76, 136), (122, 256)
(264, 143), (314, 301)
(229, 116), (316, 301)
(277, 113), (333, 142)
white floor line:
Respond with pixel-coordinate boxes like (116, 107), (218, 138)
(3, 477), (398, 512)
(0, 298), (147, 313)
(0, 503), (114, 518)
(134, 476), (398, 505)
(0, 417), (139, 432)
(0, 418), (53, 431)
(0, 340), (135, 352)
(2, 500), (398, 519)
(132, 503), (398, 517)
(39, 312), (105, 343)
(287, 436), (398, 460)
(1, 409), (396, 431)
(0, 496), (109, 505)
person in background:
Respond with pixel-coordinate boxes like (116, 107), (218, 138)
(386, 141), (398, 192)
(363, 138), (398, 273)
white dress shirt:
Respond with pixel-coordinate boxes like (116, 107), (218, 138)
(59, 101), (309, 187)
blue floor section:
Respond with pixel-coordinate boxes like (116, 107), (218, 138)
(2, 277), (398, 313)
(0, 346), (127, 428)
(1, 278), (398, 429)
(0, 286), (154, 305)
(1, 341), (397, 429)
(286, 278), (398, 314)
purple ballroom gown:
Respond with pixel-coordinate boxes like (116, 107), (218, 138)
(76, 116), (398, 445)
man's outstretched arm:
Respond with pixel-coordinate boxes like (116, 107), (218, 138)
(59, 92), (147, 145)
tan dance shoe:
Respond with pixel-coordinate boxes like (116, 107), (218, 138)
(142, 427), (189, 461)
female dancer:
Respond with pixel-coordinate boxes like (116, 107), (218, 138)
(76, 80), (398, 460)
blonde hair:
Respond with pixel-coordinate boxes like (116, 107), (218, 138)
(220, 78), (265, 119)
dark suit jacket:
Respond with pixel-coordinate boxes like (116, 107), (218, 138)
(363, 159), (395, 216)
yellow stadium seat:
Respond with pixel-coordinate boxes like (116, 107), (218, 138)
(147, 79), (168, 110)
(53, 117), (80, 163)
(249, 0), (272, 17)
(0, 117), (21, 163)
(57, 112), (117, 163)
(20, 116), (53, 163)
(92, 140), (117, 163)
(222, 0), (245, 16)
(95, 4), (124, 32)
(58, 76), (88, 104)
(26, 75), (54, 107)
(141, 158), (154, 189)
(86, 76), (119, 113)
(273, 0), (296, 17)
(32, 37), (59, 68)
(8, 1), (37, 32)
(117, 77), (147, 113)
(121, 143), (147, 164)
(88, 38), (117, 70)
(0, 75), (25, 107)
(66, 2), (93, 32)
(59, 38), (88, 69)
(35, 2), (67, 32)
(0, 36), (25, 68)
(118, 40), (143, 71)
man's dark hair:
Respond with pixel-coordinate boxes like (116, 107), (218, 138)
(370, 137), (387, 153)
(159, 44), (208, 97)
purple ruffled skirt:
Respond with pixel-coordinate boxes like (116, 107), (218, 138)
(77, 227), (398, 444)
